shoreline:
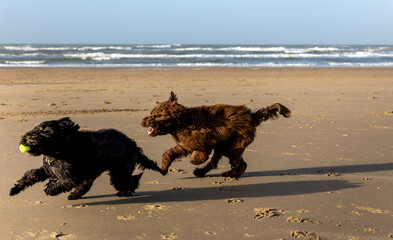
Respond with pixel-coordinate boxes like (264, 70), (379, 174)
(1, 66), (393, 69)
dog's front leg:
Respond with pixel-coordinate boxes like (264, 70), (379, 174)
(162, 145), (189, 175)
(68, 179), (95, 200)
(44, 179), (75, 196)
(10, 167), (48, 196)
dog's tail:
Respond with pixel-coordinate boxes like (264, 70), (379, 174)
(251, 103), (291, 126)
(135, 148), (164, 175)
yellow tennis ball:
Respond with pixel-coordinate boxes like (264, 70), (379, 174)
(19, 144), (31, 153)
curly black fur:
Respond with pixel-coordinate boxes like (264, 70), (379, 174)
(10, 117), (162, 200)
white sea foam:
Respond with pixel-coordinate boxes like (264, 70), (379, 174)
(305, 47), (340, 52)
(174, 47), (214, 51)
(136, 44), (172, 49)
(5, 60), (45, 66)
(3, 45), (74, 51)
(62, 52), (347, 60)
(78, 46), (133, 51)
(327, 62), (393, 67)
(39, 47), (72, 51)
(21, 53), (42, 57)
(217, 46), (287, 52)
(342, 52), (393, 58)
(4, 45), (36, 51)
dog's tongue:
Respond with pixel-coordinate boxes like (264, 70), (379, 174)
(148, 127), (155, 135)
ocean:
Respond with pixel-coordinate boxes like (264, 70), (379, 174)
(1, 44), (393, 68)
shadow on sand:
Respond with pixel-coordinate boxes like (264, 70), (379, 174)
(204, 162), (393, 178)
(83, 180), (359, 206)
(80, 162), (392, 206)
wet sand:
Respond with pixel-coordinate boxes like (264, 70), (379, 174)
(1, 68), (393, 239)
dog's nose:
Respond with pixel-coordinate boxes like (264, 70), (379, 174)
(141, 117), (149, 127)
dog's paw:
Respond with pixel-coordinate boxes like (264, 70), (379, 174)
(10, 185), (22, 196)
(221, 170), (233, 178)
(116, 190), (133, 197)
(44, 187), (61, 196)
(221, 170), (242, 178)
(68, 194), (82, 200)
(161, 169), (168, 176)
(193, 168), (207, 178)
(159, 168), (166, 175)
(44, 188), (55, 196)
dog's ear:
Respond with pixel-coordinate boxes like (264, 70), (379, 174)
(58, 117), (80, 132)
(168, 91), (178, 102)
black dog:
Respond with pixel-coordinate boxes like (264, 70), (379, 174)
(10, 117), (162, 200)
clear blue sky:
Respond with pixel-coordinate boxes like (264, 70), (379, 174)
(1, 0), (392, 45)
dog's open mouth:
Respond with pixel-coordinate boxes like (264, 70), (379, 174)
(148, 126), (157, 135)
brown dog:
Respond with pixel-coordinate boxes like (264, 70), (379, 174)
(141, 92), (291, 178)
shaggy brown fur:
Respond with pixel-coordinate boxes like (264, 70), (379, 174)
(141, 92), (291, 178)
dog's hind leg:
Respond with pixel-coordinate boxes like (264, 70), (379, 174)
(193, 150), (222, 177)
(189, 150), (210, 165)
(116, 173), (143, 197)
(68, 179), (95, 200)
(125, 172), (143, 196)
(109, 164), (141, 197)
(222, 150), (247, 178)
(10, 167), (49, 196)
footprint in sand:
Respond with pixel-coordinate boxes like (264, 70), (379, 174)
(364, 227), (378, 234)
(14, 231), (76, 240)
(61, 204), (88, 209)
(296, 209), (309, 213)
(144, 204), (168, 211)
(226, 198), (243, 204)
(253, 208), (283, 220)
(352, 211), (363, 216)
(25, 200), (46, 205)
(286, 216), (319, 224)
(290, 230), (324, 239)
(161, 233), (177, 239)
(352, 204), (391, 214)
(51, 232), (77, 239)
(326, 172), (340, 177)
(243, 233), (254, 238)
(361, 177), (372, 181)
(117, 214), (136, 221)
(100, 206), (116, 213)
(213, 177), (238, 185)
(146, 180), (161, 184)
(169, 168), (186, 174)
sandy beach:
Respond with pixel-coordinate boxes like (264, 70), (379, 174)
(1, 68), (392, 240)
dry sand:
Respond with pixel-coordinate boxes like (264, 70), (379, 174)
(0, 68), (392, 240)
